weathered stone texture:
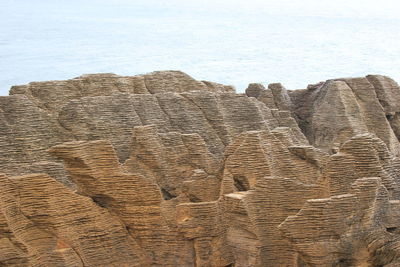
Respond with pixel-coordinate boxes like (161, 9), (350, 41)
(1, 71), (400, 266)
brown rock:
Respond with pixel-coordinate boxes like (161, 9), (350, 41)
(1, 71), (400, 266)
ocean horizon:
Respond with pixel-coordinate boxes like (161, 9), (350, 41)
(1, 0), (399, 94)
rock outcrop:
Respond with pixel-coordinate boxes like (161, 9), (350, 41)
(0, 70), (400, 266)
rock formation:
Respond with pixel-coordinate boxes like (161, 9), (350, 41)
(0, 70), (400, 266)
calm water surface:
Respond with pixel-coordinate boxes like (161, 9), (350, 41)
(0, 0), (400, 94)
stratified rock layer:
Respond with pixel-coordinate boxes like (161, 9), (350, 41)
(1, 71), (400, 266)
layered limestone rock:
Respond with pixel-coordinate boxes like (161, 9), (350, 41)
(246, 75), (400, 155)
(1, 71), (400, 266)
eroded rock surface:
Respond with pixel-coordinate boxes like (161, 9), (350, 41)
(1, 71), (400, 266)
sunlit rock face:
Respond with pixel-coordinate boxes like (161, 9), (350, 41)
(1, 71), (400, 266)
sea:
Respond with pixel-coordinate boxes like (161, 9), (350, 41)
(0, 0), (400, 94)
